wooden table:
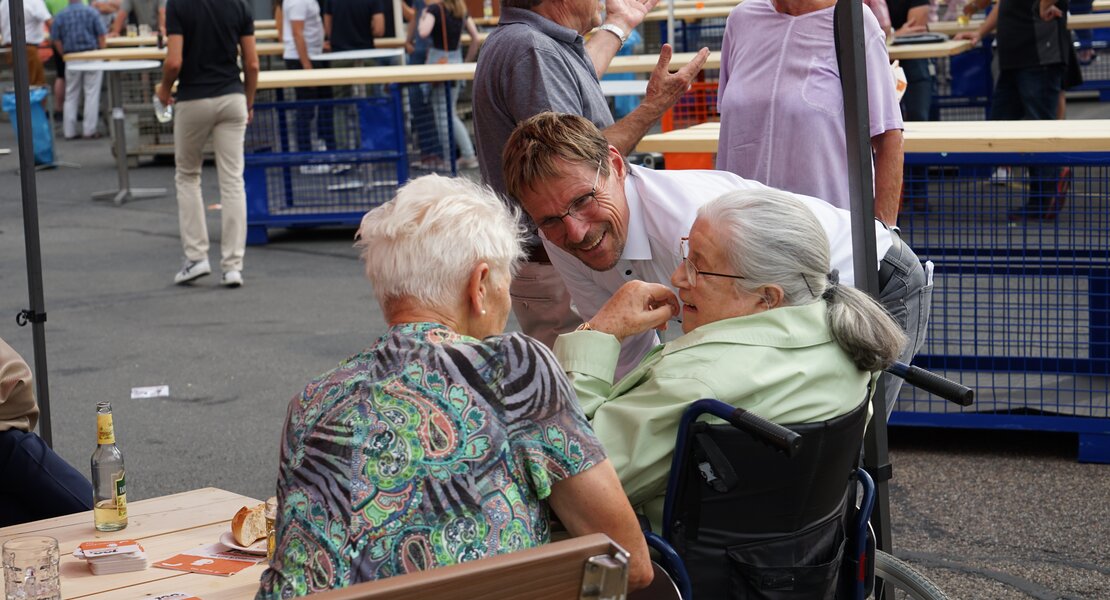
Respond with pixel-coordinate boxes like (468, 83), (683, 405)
(0, 488), (265, 600)
(248, 43), (966, 88)
(634, 119), (1110, 154)
(929, 11), (1110, 35)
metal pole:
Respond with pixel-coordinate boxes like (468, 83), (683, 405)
(8, 0), (53, 447)
(833, 0), (893, 555)
(667, 3), (675, 53)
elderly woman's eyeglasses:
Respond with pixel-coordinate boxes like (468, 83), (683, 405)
(680, 237), (746, 288)
(535, 159), (603, 237)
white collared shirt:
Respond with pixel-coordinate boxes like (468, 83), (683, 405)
(0, 0), (51, 46)
(544, 165), (892, 378)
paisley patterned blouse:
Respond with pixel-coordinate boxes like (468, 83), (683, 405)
(256, 322), (606, 598)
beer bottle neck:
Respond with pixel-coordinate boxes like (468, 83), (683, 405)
(97, 413), (116, 445)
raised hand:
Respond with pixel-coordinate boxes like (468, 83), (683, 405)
(642, 44), (710, 115)
(589, 281), (679, 342)
(605, 0), (662, 32)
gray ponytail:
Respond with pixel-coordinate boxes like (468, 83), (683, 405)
(699, 189), (907, 372)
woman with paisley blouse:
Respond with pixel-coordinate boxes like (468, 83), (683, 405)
(257, 175), (652, 598)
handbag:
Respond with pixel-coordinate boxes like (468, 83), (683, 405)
(435, 5), (450, 64)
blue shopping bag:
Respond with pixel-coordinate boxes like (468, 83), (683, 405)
(2, 87), (55, 166)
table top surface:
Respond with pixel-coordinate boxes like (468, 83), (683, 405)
(0, 488), (265, 600)
(65, 59), (162, 72)
(929, 11), (1110, 34)
(635, 119), (1110, 153)
(255, 43), (967, 87)
(599, 79), (651, 96)
(309, 48), (406, 61)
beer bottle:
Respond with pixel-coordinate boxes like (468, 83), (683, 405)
(91, 401), (128, 531)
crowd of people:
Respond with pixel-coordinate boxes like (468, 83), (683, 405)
(3, 0), (1083, 595)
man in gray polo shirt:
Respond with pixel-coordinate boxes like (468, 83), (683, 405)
(473, 0), (709, 348)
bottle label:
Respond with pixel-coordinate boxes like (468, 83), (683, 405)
(115, 474), (127, 518)
(97, 414), (115, 445)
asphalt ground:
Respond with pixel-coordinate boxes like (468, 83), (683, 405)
(1, 104), (1108, 599)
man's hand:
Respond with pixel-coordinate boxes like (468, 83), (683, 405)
(642, 44), (710, 114)
(155, 82), (172, 109)
(589, 281), (679, 342)
(247, 107), (254, 125)
(954, 30), (981, 45)
(1039, 0), (1063, 20)
(404, 40), (415, 53)
(604, 0), (661, 33)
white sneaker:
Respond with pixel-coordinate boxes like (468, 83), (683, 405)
(174, 259), (211, 285)
(330, 163), (353, 174)
(457, 156), (480, 170)
(990, 166), (1011, 185)
(221, 270), (243, 288)
(299, 164), (331, 175)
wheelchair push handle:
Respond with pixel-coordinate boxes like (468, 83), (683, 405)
(885, 362), (974, 407)
(686, 400), (803, 457)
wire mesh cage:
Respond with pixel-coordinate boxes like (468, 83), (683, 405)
(243, 81), (480, 244)
(896, 154), (1110, 422)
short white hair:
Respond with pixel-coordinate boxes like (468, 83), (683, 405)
(355, 174), (527, 308)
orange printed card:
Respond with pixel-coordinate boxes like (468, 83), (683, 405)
(74, 540), (144, 559)
(153, 544), (264, 577)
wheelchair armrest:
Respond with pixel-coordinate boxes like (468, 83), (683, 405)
(643, 531), (693, 600)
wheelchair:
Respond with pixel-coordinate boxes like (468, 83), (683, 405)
(635, 398), (949, 600)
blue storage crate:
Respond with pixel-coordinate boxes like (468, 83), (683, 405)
(243, 86), (411, 244)
(894, 151), (1110, 462)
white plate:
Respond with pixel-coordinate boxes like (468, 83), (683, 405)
(219, 530), (268, 555)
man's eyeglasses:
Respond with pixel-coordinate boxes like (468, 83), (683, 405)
(680, 237), (746, 288)
(535, 159), (603, 237)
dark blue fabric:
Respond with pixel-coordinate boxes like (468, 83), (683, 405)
(0, 429), (93, 526)
(990, 65), (1065, 216)
(51, 4), (106, 54)
(283, 59), (336, 153)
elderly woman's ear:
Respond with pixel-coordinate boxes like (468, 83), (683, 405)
(466, 262), (494, 316)
(758, 284), (786, 310)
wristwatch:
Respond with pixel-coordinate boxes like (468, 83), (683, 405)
(597, 23), (627, 48)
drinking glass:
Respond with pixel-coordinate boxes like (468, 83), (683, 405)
(3, 536), (60, 600)
(264, 496), (278, 560)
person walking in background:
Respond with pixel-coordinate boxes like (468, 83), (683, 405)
(283, 0), (337, 164)
(1, 0), (52, 95)
(889, 0), (933, 209)
(110, 0), (162, 36)
(417, 0), (480, 169)
(157, 0), (259, 288)
(325, 0), (385, 51)
(404, 0), (444, 168)
(91, 0), (120, 33)
(1, 336), (93, 526)
(51, 0), (107, 140)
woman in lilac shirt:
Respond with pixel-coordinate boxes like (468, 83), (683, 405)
(715, 0), (905, 227)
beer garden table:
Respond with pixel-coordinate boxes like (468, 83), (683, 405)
(0, 488), (265, 599)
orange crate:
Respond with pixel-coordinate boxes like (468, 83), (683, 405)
(660, 81), (719, 170)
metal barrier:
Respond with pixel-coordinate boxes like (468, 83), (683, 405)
(243, 82), (463, 244)
(895, 152), (1110, 462)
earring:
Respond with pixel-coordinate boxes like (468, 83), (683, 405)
(481, 309), (487, 315)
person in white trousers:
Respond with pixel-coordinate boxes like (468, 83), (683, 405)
(51, 0), (107, 139)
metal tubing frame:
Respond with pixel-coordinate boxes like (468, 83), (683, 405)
(834, 0), (892, 557)
(7, 0), (53, 447)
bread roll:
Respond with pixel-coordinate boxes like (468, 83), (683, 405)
(231, 503), (267, 547)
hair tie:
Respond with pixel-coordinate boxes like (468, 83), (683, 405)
(821, 269), (840, 301)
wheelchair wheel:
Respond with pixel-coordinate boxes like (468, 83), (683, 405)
(873, 550), (949, 600)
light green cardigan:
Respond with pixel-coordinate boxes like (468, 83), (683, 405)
(554, 301), (875, 529)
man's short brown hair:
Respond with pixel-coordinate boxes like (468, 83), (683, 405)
(502, 112), (611, 200)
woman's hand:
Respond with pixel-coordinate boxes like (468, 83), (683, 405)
(589, 281), (678, 342)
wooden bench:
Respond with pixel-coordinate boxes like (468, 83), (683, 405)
(307, 533), (630, 600)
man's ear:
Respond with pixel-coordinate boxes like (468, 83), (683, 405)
(608, 145), (626, 181)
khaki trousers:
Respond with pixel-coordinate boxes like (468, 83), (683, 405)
(174, 93), (247, 273)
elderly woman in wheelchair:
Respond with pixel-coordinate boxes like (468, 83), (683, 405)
(553, 188), (907, 599)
